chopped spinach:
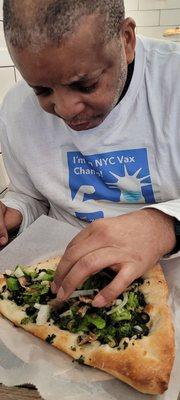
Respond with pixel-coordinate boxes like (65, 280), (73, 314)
(21, 317), (31, 325)
(77, 355), (85, 365)
(45, 334), (56, 344)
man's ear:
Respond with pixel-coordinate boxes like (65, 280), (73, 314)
(121, 18), (136, 64)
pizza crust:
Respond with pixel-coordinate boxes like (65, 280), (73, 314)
(0, 258), (175, 395)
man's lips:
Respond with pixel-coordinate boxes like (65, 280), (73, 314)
(66, 115), (104, 130)
(69, 120), (91, 126)
(68, 121), (93, 130)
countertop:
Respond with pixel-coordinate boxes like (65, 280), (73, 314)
(0, 385), (43, 400)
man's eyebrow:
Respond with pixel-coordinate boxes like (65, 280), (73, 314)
(28, 70), (103, 89)
(61, 70), (103, 84)
(29, 84), (45, 90)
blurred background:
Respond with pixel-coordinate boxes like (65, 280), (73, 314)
(0, 0), (180, 195)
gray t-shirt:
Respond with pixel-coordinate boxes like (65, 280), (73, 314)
(0, 36), (180, 235)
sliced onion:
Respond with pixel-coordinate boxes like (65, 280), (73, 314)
(34, 271), (46, 281)
(117, 292), (129, 308)
(119, 337), (130, 350)
(107, 292), (129, 315)
(59, 309), (72, 317)
(69, 289), (98, 298)
(5, 269), (13, 276)
(14, 267), (25, 278)
(36, 305), (50, 325)
(3, 290), (10, 299)
(133, 325), (143, 333)
(42, 280), (50, 286)
(34, 303), (41, 309)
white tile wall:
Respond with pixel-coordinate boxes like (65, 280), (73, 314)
(0, 0), (179, 193)
(125, 0), (180, 38)
(160, 9), (180, 26)
(0, 22), (14, 67)
(0, 2), (15, 193)
(128, 10), (160, 26)
(0, 67), (16, 100)
(0, 0), (2, 20)
(137, 25), (172, 39)
(139, 0), (180, 10)
(125, 0), (139, 10)
(14, 68), (23, 82)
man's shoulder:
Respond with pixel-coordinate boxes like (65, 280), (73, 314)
(0, 79), (37, 122)
(139, 36), (180, 88)
(140, 35), (180, 58)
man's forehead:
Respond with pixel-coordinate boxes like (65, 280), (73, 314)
(11, 39), (108, 87)
(10, 14), (114, 86)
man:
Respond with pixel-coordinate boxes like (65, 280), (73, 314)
(0, 0), (179, 307)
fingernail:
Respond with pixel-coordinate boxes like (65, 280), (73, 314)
(0, 236), (7, 246)
(57, 287), (65, 300)
(92, 295), (106, 308)
(51, 282), (58, 294)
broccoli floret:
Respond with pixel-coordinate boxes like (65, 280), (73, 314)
(126, 292), (139, 310)
(119, 323), (132, 338)
(97, 326), (117, 347)
(110, 308), (132, 322)
(86, 314), (106, 329)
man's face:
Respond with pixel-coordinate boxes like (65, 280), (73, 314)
(9, 15), (135, 131)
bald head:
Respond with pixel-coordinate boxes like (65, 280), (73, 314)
(3, 0), (125, 49)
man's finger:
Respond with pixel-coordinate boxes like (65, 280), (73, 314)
(52, 232), (104, 292)
(0, 204), (8, 246)
(92, 263), (138, 307)
(55, 247), (126, 300)
(0, 233), (8, 246)
(4, 208), (23, 230)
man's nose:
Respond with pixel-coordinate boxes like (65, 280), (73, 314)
(53, 88), (85, 121)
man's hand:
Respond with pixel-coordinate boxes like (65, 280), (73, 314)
(0, 201), (23, 246)
(52, 209), (176, 307)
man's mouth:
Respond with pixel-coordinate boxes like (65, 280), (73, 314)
(66, 115), (104, 130)
(68, 121), (92, 129)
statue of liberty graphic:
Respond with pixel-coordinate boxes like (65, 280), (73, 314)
(73, 166), (150, 206)
(68, 149), (154, 221)
(106, 166), (150, 203)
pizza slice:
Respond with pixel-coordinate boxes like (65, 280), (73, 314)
(0, 257), (175, 395)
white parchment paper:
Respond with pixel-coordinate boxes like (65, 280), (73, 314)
(0, 215), (179, 400)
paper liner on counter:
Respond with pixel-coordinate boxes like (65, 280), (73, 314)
(0, 215), (179, 400)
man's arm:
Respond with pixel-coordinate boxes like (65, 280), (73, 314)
(0, 118), (49, 235)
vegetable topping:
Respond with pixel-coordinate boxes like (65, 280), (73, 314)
(48, 272), (150, 349)
(0, 266), (150, 350)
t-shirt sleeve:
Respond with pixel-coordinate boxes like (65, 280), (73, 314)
(144, 200), (180, 259)
(0, 117), (49, 233)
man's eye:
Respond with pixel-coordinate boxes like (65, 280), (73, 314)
(72, 82), (98, 94)
(34, 88), (53, 97)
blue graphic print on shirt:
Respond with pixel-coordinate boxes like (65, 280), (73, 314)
(67, 148), (155, 222)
